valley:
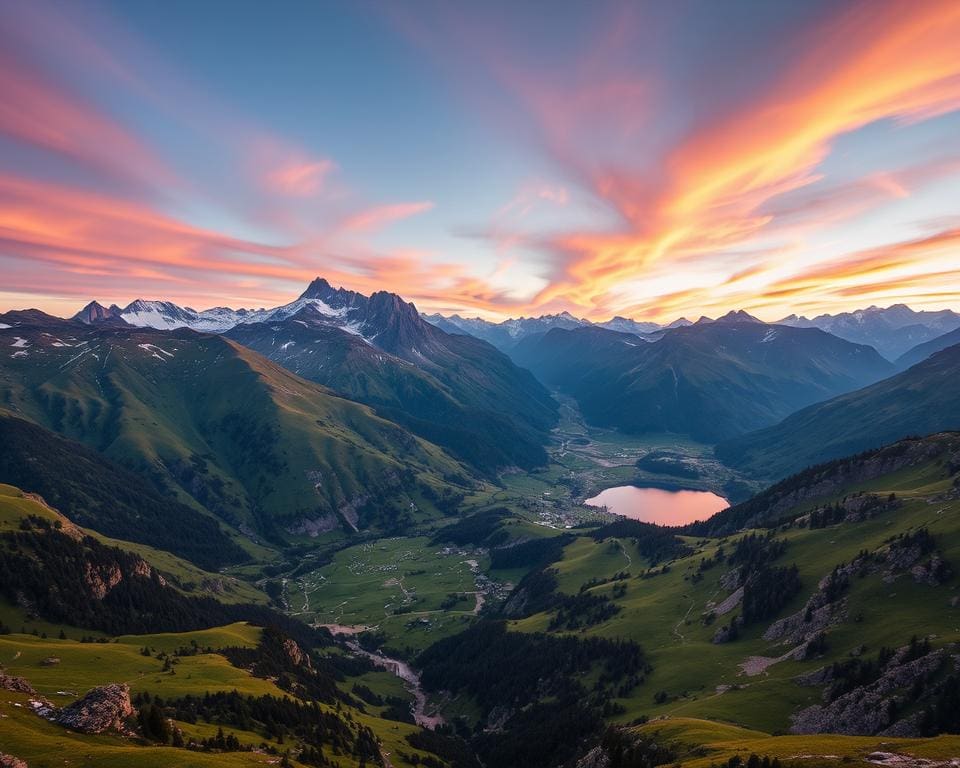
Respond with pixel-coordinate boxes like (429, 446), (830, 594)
(3, 292), (960, 768)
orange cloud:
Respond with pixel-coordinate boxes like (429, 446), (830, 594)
(487, 0), (960, 319)
(339, 201), (435, 233)
(0, 171), (530, 316)
(266, 159), (335, 197)
(0, 47), (174, 191)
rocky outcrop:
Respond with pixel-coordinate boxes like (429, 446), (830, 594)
(282, 638), (312, 670)
(83, 562), (123, 600)
(790, 647), (949, 735)
(56, 684), (133, 734)
(0, 672), (35, 694)
(712, 616), (742, 644)
(764, 560), (860, 645)
(708, 585), (743, 617)
(82, 556), (162, 598)
(287, 512), (339, 537)
(0, 753), (28, 768)
(576, 746), (611, 768)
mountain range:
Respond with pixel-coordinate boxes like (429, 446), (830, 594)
(424, 303), (960, 361)
(511, 312), (895, 442)
(71, 279), (558, 475)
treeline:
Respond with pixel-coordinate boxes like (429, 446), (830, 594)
(416, 621), (649, 768)
(220, 626), (365, 706)
(0, 516), (314, 641)
(0, 413), (247, 569)
(587, 519), (690, 565)
(489, 535), (571, 570)
(431, 507), (511, 547)
(139, 690), (382, 767)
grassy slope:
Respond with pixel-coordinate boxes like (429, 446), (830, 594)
(0, 486), (438, 768)
(718, 343), (960, 480)
(508, 441), (960, 733)
(631, 717), (960, 768)
(0, 323), (470, 535)
(0, 484), (265, 606)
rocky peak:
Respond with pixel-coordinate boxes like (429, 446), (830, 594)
(56, 683), (133, 733)
(297, 277), (363, 309)
(299, 277), (335, 300)
(73, 301), (125, 325)
(714, 309), (764, 324)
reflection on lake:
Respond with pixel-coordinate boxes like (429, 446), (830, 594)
(584, 485), (728, 526)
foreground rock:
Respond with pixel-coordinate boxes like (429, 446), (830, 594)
(55, 683), (133, 733)
(0, 672), (35, 694)
(0, 754), (28, 768)
(790, 646), (952, 735)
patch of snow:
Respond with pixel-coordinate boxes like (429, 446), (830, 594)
(0, 323), (11, 329)
(11, 337), (29, 348)
(761, 329), (778, 343)
(280, 341), (296, 350)
(137, 343), (174, 358)
(10, 350), (28, 358)
(122, 309), (183, 329)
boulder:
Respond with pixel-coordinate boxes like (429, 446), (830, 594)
(0, 753), (28, 768)
(56, 683), (133, 734)
(0, 672), (35, 694)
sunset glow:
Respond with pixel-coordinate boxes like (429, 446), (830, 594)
(2, 0), (960, 321)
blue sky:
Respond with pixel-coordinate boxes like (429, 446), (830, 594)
(2, 0), (960, 321)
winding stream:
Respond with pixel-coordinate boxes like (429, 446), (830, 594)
(319, 624), (444, 729)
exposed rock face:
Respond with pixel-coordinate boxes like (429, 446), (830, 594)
(710, 437), (955, 533)
(790, 647), (948, 735)
(576, 746), (611, 768)
(56, 684), (133, 733)
(200, 577), (226, 595)
(712, 616), (742, 644)
(0, 672), (35, 694)
(287, 512), (339, 537)
(282, 639), (312, 670)
(708, 585), (743, 617)
(0, 753), (28, 768)
(83, 562), (123, 600)
(765, 560), (859, 645)
(81, 556), (162, 598)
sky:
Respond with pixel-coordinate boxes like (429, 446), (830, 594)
(2, 0), (960, 323)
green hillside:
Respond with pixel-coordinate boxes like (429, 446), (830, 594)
(0, 485), (468, 768)
(412, 433), (960, 766)
(226, 308), (558, 475)
(0, 318), (472, 539)
(718, 343), (960, 480)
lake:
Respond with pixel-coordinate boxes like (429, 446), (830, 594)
(584, 485), (728, 526)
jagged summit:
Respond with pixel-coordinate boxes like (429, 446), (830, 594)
(72, 301), (126, 325)
(714, 309), (764, 324)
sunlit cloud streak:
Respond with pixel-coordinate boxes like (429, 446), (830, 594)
(1, 0), (960, 321)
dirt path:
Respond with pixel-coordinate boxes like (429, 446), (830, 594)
(672, 596), (695, 643)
